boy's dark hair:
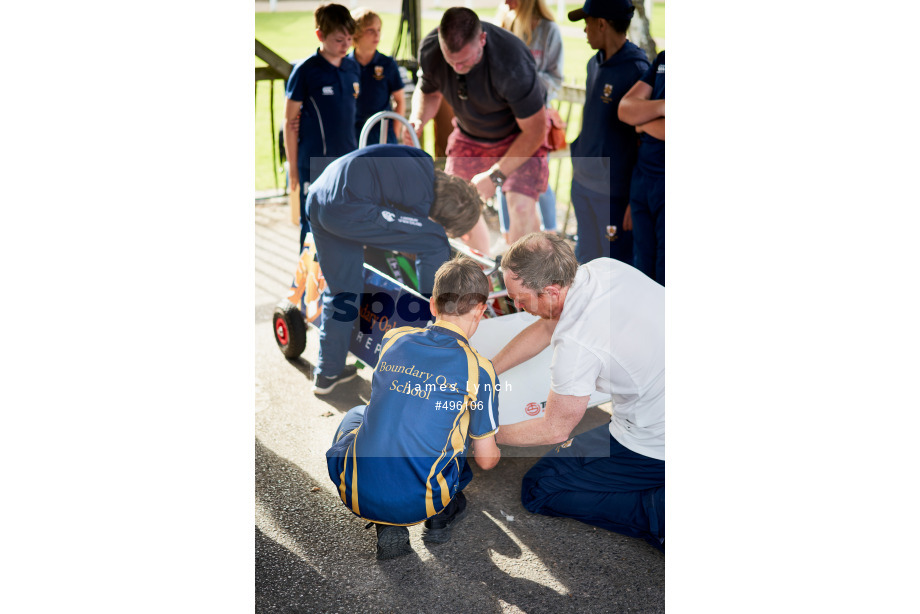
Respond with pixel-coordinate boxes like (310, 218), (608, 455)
(608, 17), (632, 34)
(430, 170), (483, 238)
(315, 3), (356, 35)
(438, 7), (482, 53)
(432, 256), (490, 316)
(502, 232), (577, 291)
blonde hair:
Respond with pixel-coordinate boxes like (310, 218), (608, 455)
(501, 0), (554, 46)
(351, 7), (381, 41)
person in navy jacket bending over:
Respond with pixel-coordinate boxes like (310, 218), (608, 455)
(306, 144), (484, 395)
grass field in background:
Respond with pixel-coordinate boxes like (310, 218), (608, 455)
(255, 4), (664, 193)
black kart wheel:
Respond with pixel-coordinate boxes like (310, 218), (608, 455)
(273, 300), (307, 359)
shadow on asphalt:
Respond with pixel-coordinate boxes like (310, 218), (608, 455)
(284, 356), (315, 381)
(255, 526), (330, 613)
(418, 501), (580, 610)
(256, 437), (370, 613)
(256, 423), (664, 613)
(282, 356), (375, 414)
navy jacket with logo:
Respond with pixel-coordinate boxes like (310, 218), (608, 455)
(305, 145), (450, 290)
(307, 145), (444, 233)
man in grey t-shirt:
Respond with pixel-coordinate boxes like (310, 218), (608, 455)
(404, 7), (549, 255)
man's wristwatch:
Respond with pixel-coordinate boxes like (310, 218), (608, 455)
(489, 167), (506, 187)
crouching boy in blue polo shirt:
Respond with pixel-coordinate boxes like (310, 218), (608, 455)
(326, 256), (502, 560)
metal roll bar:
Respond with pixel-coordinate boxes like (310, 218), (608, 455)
(358, 111), (420, 149)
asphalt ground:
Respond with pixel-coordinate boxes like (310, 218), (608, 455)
(254, 198), (665, 613)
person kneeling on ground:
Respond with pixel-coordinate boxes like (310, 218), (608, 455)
(326, 256), (502, 560)
(492, 232), (665, 552)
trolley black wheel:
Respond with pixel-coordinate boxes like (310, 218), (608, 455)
(272, 300), (307, 359)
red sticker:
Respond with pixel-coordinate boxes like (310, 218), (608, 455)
(524, 402), (541, 416)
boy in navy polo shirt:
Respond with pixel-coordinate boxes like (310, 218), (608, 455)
(349, 8), (406, 145)
(619, 50), (665, 285)
(283, 3), (361, 249)
(568, 0), (650, 265)
(327, 256), (502, 560)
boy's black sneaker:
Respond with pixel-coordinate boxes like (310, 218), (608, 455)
(422, 491), (468, 544)
(375, 524), (412, 560)
(312, 365), (358, 395)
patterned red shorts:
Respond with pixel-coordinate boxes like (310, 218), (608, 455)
(444, 126), (549, 200)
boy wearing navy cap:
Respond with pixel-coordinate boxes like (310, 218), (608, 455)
(568, 0), (650, 265)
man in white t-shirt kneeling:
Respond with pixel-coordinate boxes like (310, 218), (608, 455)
(492, 232), (665, 552)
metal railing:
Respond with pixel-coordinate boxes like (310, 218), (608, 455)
(255, 39), (294, 194)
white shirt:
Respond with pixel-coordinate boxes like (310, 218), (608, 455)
(550, 259), (665, 460)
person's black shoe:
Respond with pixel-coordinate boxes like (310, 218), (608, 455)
(312, 365), (358, 395)
(375, 524), (412, 560)
(422, 491), (468, 544)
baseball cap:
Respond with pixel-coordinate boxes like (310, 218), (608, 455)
(568, 0), (636, 22)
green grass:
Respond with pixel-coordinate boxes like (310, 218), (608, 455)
(651, 2), (665, 40)
(559, 3), (664, 40)
(255, 3), (664, 192)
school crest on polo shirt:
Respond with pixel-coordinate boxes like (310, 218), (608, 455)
(601, 84), (613, 104)
(374, 66), (384, 80)
(353, 82), (360, 98)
